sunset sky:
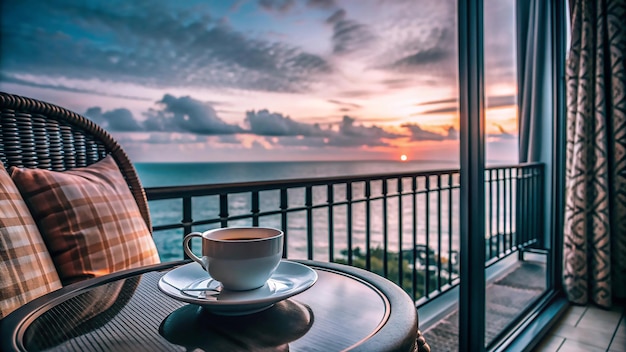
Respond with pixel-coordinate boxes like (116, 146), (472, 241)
(0, 0), (518, 163)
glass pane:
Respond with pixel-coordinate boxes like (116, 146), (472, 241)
(483, 0), (547, 348)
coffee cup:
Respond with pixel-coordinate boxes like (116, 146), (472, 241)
(182, 227), (284, 291)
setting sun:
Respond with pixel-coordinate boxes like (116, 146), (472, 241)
(400, 154), (408, 161)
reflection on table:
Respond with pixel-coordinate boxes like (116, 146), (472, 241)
(160, 299), (313, 351)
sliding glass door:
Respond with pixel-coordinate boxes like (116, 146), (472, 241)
(456, 0), (559, 350)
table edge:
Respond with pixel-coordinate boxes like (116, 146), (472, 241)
(295, 260), (418, 352)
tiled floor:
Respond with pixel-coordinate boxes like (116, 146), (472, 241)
(533, 302), (626, 352)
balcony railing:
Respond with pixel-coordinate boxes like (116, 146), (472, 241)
(144, 163), (544, 305)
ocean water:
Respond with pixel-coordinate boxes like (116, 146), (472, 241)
(135, 160), (459, 187)
(135, 160), (467, 262)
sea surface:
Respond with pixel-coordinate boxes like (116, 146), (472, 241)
(135, 160), (469, 262)
(134, 160), (459, 187)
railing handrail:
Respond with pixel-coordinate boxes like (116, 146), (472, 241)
(145, 162), (543, 200)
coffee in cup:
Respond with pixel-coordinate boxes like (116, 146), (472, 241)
(182, 227), (284, 291)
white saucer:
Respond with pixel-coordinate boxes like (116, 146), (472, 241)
(158, 260), (318, 315)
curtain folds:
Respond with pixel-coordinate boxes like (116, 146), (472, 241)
(564, 0), (626, 307)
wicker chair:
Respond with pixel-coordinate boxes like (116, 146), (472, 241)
(0, 91), (151, 231)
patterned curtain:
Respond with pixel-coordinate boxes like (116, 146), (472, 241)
(564, 0), (626, 307)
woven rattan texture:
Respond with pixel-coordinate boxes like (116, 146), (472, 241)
(0, 92), (151, 231)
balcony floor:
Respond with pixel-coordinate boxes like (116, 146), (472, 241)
(422, 258), (547, 351)
(533, 301), (626, 351)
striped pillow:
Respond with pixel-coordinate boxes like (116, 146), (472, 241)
(0, 162), (62, 319)
(11, 156), (160, 285)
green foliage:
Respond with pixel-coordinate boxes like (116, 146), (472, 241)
(335, 246), (452, 301)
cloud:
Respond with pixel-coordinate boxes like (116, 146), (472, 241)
(487, 95), (516, 108)
(402, 123), (457, 141)
(84, 106), (104, 121)
(380, 78), (416, 90)
(445, 126), (459, 140)
(144, 134), (178, 144)
(339, 90), (374, 99)
(142, 133), (207, 145)
(84, 107), (143, 131)
(258, 0), (295, 13)
(391, 46), (450, 68)
(1, 0), (516, 102)
(419, 105), (458, 115)
(302, 116), (404, 147)
(490, 123), (515, 140)
(0, 73), (151, 101)
(1, 0), (332, 93)
(268, 136), (326, 147)
(245, 111), (401, 148)
(327, 99), (362, 112)
(326, 9), (346, 24)
(106, 109), (143, 131)
(326, 10), (376, 56)
(245, 109), (326, 136)
(146, 95), (243, 134)
(307, 0), (336, 9)
(85, 94), (242, 135)
(82, 94), (401, 148)
(367, 0), (458, 83)
(417, 94), (515, 115)
(416, 98), (457, 106)
(339, 116), (400, 139)
(218, 135), (243, 144)
(274, 134), (390, 148)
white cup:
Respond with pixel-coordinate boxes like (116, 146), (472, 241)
(183, 227), (284, 291)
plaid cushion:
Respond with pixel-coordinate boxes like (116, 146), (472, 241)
(11, 156), (160, 285)
(0, 162), (62, 319)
